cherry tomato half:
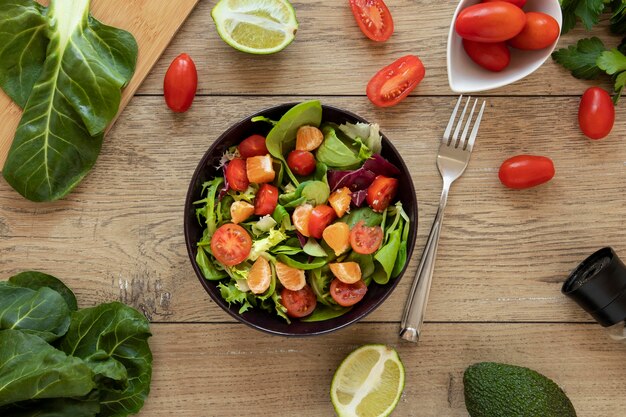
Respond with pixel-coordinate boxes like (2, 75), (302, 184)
(349, 0), (394, 42)
(238, 134), (268, 158)
(210, 224), (252, 266)
(578, 87), (615, 140)
(163, 53), (197, 113)
(254, 183), (279, 216)
(509, 12), (560, 50)
(366, 176), (398, 212)
(455, 2), (526, 43)
(366, 55), (425, 108)
(483, 0), (527, 7)
(308, 205), (337, 239)
(330, 279), (368, 307)
(225, 159), (249, 192)
(281, 285), (317, 318)
(350, 221), (383, 255)
(498, 155), (555, 189)
(463, 39), (510, 72)
(287, 150), (316, 176)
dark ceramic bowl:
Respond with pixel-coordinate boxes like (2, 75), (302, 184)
(184, 103), (418, 336)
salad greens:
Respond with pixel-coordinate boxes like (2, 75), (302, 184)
(0, 0), (138, 202)
(195, 101), (411, 322)
(0, 271), (152, 417)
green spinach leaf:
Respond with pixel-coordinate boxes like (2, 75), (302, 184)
(9, 270), (78, 311)
(0, 329), (95, 407)
(316, 125), (365, 169)
(340, 207), (383, 228)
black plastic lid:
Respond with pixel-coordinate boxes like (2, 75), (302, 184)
(562, 247), (626, 327)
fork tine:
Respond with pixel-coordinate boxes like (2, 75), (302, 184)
(452, 96), (471, 147)
(460, 99), (478, 149)
(466, 100), (486, 151)
(443, 95), (463, 144)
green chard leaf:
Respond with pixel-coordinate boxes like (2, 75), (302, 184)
(0, 282), (71, 342)
(58, 302), (152, 417)
(1, 0), (138, 202)
(0, 395), (101, 417)
(560, 0), (606, 33)
(552, 37), (607, 79)
(0, 329), (95, 407)
(9, 270), (78, 311)
(0, 0), (49, 107)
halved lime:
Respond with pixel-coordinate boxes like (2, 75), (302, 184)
(211, 0), (298, 54)
(331, 344), (405, 417)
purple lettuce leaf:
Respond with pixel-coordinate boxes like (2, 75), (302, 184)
(327, 168), (376, 192)
(218, 163), (230, 201)
(351, 190), (368, 207)
(363, 154), (401, 177)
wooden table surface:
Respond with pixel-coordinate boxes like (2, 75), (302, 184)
(2, 1), (626, 416)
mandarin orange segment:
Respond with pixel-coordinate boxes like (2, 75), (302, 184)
(275, 261), (306, 291)
(322, 222), (351, 256)
(246, 154), (275, 184)
(296, 125), (324, 151)
(247, 256), (272, 294)
(292, 203), (313, 237)
(329, 262), (362, 284)
(230, 201), (255, 224)
(328, 187), (352, 218)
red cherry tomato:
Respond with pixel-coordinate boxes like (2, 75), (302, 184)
(308, 205), (337, 239)
(483, 0), (527, 7)
(366, 55), (425, 108)
(350, 221), (384, 255)
(498, 155), (555, 189)
(348, 0), (394, 42)
(455, 2), (527, 42)
(163, 53), (197, 113)
(509, 12), (560, 50)
(254, 183), (279, 216)
(238, 135), (268, 158)
(210, 224), (252, 266)
(366, 176), (398, 212)
(463, 39), (511, 72)
(281, 285), (317, 318)
(578, 87), (615, 140)
(287, 150), (316, 176)
(225, 159), (249, 192)
(330, 279), (368, 307)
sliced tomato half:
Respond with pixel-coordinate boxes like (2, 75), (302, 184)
(349, 0), (394, 42)
(366, 55), (425, 107)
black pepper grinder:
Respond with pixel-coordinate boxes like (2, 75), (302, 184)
(562, 247), (626, 342)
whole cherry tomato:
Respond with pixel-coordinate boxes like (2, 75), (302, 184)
(483, 0), (527, 7)
(455, 2), (526, 43)
(509, 12), (560, 50)
(578, 87), (615, 140)
(163, 53), (197, 113)
(287, 150), (316, 176)
(498, 155), (555, 189)
(463, 39), (511, 72)
(348, 0), (394, 42)
(238, 135), (268, 158)
(366, 55), (425, 107)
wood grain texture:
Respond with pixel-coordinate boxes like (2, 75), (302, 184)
(0, 0), (199, 167)
(139, 0), (618, 96)
(1, 96), (624, 323)
(139, 323), (626, 416)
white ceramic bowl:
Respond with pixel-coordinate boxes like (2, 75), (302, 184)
(447, 0), (562, 93)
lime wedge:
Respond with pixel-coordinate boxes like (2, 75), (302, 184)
(211, 0), (298, 54)
(331, 344), (405, 417)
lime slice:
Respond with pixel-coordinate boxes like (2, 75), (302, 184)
(331, 344), (405, 417)
(211, 0), (298, 54)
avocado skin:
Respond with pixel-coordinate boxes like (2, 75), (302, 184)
(463, 362), (577, 417)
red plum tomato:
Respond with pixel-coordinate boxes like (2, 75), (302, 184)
(578, 87), (615, 140)
(455, 2), (526, 43)
(509, 12), (560, 50)
(463, 39), (511, 72)
(498, 155), (555, 189)
(483, 0), (527, 6)
(349, 0), (394, 42)
(163, 53), (197, 113)
(366, 55), (425, 107)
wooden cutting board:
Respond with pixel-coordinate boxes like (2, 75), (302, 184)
(0, 0), (200, 169)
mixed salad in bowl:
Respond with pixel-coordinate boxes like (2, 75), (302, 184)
(192, 101), (411, 324)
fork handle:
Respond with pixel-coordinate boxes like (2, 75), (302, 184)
(399, 185), (449, 343)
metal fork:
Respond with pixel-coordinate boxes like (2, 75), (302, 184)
(399, 95), (486, 343)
